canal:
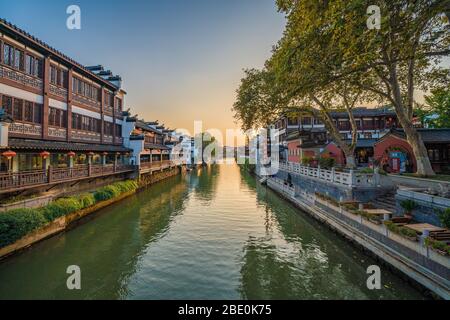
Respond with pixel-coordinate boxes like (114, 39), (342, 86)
(0, 163), (425, 299)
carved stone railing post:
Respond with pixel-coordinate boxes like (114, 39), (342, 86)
(331, 167), (335, 183)
(349, 169), (354, 187)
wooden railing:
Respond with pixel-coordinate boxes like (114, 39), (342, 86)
(0, 164), (136, 192)
(0, 64), (43, 90)
(279, 162), (378, 187)
(140, 160), (174, 170)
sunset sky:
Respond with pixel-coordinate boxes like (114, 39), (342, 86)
(0, 0), (286, 144)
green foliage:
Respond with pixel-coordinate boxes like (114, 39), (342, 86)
(384, 221), (418, 240)
(0, 208), (47, 247)
(416, 87), (450, 129)
(301, 156), (314, 166)
(400, 200), (418, 213)
(241, 158), (256, 174)
(40, 197), (82, 221)
(114, 180), (139, 193)
(425, 238), (450, 255)
(76, 193), (96, 209)
(341, 202), (357, 212)
(0, 179), (139, 249)
(93, 180), (138, 202)
(234, 0), (449, 175)
(94, 185), (120, 202)
(438, 208), (450, 229)
(399, 227), (418, 239)
(318, 157), (335, 169)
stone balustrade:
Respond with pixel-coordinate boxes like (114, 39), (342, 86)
(279, 162), (379, 188)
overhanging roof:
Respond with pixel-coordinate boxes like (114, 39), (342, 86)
(3, 139), (132, 153)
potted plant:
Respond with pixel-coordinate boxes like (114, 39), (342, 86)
(438, 208), (450, 229)
(400, 200), (418, 219)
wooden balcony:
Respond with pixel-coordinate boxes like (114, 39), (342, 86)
(0, 164), (136, 194)
(139, 160), (175, 172)
(0, 64), (43, 91)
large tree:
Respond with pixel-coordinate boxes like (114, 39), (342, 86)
(275, 0), (449, 175)
(416, 86), (450, 128)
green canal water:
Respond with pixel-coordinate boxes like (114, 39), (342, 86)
(0, 163), (425, 299)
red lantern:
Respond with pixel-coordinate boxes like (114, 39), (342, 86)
(2, 150), (16, 160)
(87, 152), (95, 156)
(39, 151), (50, 159)
(102, 152), (108, 156)
(67, 151), (76, 158)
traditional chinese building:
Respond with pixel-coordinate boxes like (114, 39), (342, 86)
(122, 115), (175, 175)
(0, 19), (134, 195)
(274, 107), (400, 165)
(373, 129), (450, 173)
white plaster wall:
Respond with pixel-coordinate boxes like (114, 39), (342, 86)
(0, 83), (43, 103)
(71, 106), (101, 119)
(49, 98), (67, 111)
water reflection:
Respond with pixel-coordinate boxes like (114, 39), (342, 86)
(0, 164), (424, 300)
(0, 175), (189, 299)
(238, 170), (424, 300)
(189, 164), (220, 203)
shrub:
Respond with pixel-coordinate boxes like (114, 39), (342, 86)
(400, 200), (418, 214)
(318, 157), (335, 169)
(438, 208), (450, 229)
(384, 221), (418, 240)
(94, 185), (120, 202)
(301, 156), (313, 166)
(425, 238), (450, 255)
(114, 180), (138, 193)
(341, 203), (358, 211)
(40, 197), (82, 221)
(94, 180), (138, 202)
(76, 193), (96, 209)
(0, 208), (47, 248)
(359, 168), (374, 174)
(399, 227), (418, 238)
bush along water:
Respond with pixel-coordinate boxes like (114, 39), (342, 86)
(0, 180), (138, 249)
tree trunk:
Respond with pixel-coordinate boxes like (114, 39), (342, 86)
(340, 143), (357, 169)
(345, 154), (356, 169)
(386, 61), (435, 176)
(403, 126), (435, 176)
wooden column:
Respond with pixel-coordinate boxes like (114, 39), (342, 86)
(0, 40), (3, 64)
(112, 92), (116, 144)
(42, 56), (50, 140)
(67, 68), (73, 142)
(100, 87), (105, 143)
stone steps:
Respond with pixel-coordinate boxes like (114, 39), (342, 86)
(371, 192), (397, 212)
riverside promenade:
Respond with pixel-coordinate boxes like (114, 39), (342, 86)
(265, 167), (450, 299)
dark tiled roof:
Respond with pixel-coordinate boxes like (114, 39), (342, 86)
(330, 107), (396, 118)
(343, 139), (378, 148)
(0, 18), (119, 90)
(391, 128), (450, 143)
(130, 135), (144, 140)
(3, 139), (132, 152)
(135, 121), (163, 135)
